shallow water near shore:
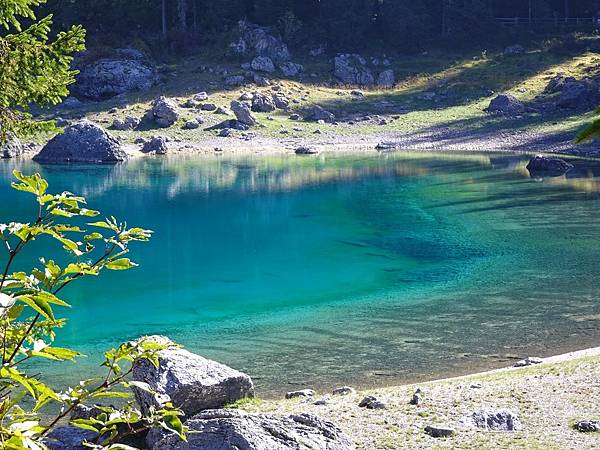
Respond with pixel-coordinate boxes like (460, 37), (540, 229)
(1, 151), (600, 396)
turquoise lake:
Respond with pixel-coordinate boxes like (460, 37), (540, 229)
(1, 152), (599, 395)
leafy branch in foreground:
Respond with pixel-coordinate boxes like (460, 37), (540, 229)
(0, 0), (85, 143)
(576, 107), (600, 143)
(0, 170), (186, 449)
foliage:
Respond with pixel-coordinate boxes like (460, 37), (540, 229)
(0, 0), (85, 143)
(576, 107), (600, 143)
(0, 171), (186, 449)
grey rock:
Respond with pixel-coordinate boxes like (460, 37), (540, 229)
(464, 408), (521, 431)
(251, 56), (275, 73)
(410, 388), (424, 406)
(215, 106), (230, 115)
(239, 92), (254, 101)
(289, 113), (301, 121)
(334, 54), (375, 86)
(74, 58), (157, 100)
(377, 70), (395, 88)
(332, 386), (355, 396)
(280, 62), (303, 77)
(557, 81), (596, 109)
(575, 420), (600, 432)
(350, 90), (365, 97)
(225, 75), (246, 87)
(375, 141), (400, 151)
(504, 44), (525, 56)
(193, 92), (209, 102)
(526, 156), (573, 176)
(34, 120), (127, 163)
(70, 404), (104, 421)
(424, 425), (454, 438)
(219, 128), (232, 137)
(150, 409), (353, 450)
(358, 395), (386, 410)
(112, 115), (140, 130)
(59, 96), (83, 109)
(132, 336), (254, 418)
(236, 20), (291, 62)
(44, 425), (98, 450)
(253, 74), (271, 87)
(1, 136), (24, 159)
(251, 92), (276, 112)
(304, 105), (335, 123)
(201, 103), (218, 112)
(285, 389), (315, 399)
(142, 136), (169, 154)
(272, 93), (290, 109)
(115, 47), (145, 60)
(485, 94), (525, 114)
(149, 96), (180, 127)
(183, 119), (200, 130)
(544, 75), (577, 94)
(231, 100), (258, 126)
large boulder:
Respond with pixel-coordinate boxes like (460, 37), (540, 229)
(557, 80), (596, 109)
(148, 96), (180, 127)
(377, 69), (395, 88)
(231, 21), (290, 62)
(1, 136), (24, 159)
(280, 62), (303, 77)
(251, 56), (275, 73)
(544, 74), (577, 94)
(251, 92), (276, 113)
(44, 425), (98, 450)
(304, 105), (335, 123)
(132, 336), (254, 418)
(485, 94), (525, 114)
(231, 101), (258, 126)
(74, 58), (157, 100)
(149, 409), (354, 450)
(142, 136), (169, 154)
(33, 120), (127, 163)
(526, 155), (573, 176)
(334, 54), (375, 86)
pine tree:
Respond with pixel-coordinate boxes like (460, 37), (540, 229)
(0, 0), (85, 143)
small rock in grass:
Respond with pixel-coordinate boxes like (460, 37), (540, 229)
(218, 128), (232, 137)
(285, 389), (314, 399)
(193, 91), (209, 102)
(424, 425), (455, 438)
(215, 106), (230, 115)
(313, 396), (330, 406)
(183, 119), (200, 130)
(575, 420), (600, 432)
(358, 395), (386, 410)
(289, 113), (301, 120)
(514, 356), (543, 367)
(201, 103), (218, 111)
(463, 408), (521, 431)
(470, 383), (483, 389)
(332, 386), (356, 396)
(410, 388), (424, 406)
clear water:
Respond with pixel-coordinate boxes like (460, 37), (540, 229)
(1, 152), (599, 396)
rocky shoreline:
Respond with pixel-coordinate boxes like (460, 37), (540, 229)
(44, 340), (600, 449)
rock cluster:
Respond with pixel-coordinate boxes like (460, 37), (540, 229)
(74, 57), (157, 100)
(33, 120), (127, 163)
(230, 20), (290, 62)
(334, 54), (395, 88)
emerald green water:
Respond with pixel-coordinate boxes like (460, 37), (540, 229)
(1, 152), (599, 395)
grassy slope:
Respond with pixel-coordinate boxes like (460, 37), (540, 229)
(45, 37), (600, 152)
(230, 351), (600, 449)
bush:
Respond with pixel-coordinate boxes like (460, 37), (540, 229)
(0, 171), (186, 449)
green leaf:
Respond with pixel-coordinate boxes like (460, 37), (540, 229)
(106, 259), (137, 271)
(18, 294), (55, 321)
